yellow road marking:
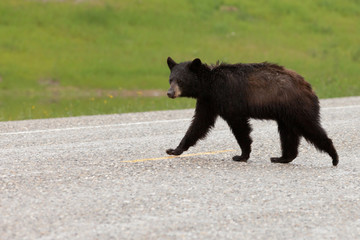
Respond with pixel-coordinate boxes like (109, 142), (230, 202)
(121, 149), (235, 163)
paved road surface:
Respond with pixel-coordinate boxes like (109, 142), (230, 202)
(1, 97), (360, 239)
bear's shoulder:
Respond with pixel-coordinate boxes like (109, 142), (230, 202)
(208, 61), (284, 73)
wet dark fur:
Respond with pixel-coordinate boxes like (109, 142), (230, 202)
(166, 57), (338, 166)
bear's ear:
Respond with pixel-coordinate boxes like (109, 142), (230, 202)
(167, 57), (177, 70)
(189, 58), (202, 72)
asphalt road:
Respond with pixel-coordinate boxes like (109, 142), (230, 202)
(1, 96), (360, 240)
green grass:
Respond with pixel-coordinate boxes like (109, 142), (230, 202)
(0, 89), (195, 121)
(0, 0), (359, 121)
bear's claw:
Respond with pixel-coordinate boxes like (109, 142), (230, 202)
(166, 148), (183, 156)
(232, 155), (249, 162)
(270, 157), (293, 164)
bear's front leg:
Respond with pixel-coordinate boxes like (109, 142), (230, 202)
(232, 154), (250, 162)
(224, 117), (252, 163)
(270, 157), (294, 164)
(166, 148), (184, 156)
(165, 99), (217, 156)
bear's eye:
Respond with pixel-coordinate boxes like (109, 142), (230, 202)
(169, 79), (181, 85)
(176, 79), (183, 86)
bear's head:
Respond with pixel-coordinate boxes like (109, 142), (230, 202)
(166, 57), (204, 99)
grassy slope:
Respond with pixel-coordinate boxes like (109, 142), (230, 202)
(0, 0), (359, 120)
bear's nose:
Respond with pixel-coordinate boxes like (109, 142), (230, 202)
(167, 90), (175, 98)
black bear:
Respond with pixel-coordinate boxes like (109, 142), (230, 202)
(165, 57), (339, 166)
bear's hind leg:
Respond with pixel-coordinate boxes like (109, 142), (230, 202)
(271, 121), (300, 164)
(299, 121), (338, 166)
(226, 118), (252, 162)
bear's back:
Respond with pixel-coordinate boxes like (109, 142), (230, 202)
(210, 62), (317, 112)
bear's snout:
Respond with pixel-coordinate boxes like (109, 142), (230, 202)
(167, 89), (176, 98)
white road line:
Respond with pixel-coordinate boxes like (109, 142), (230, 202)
(0, 118), (191, 136)
(321, 105), (360, 110)
(0, 104), (359, 136)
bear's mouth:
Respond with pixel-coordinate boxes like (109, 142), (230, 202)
(167, 85), (181, 99)
(167, 94), (176, 99)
